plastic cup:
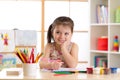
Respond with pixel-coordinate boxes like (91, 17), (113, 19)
(87, 67), (93, 74)
(110, 67), (117, 74)
(102, 68), (109, 75)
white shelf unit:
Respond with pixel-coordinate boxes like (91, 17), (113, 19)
(90, 0), (120, 68)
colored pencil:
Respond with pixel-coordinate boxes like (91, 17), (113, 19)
(35, 52), (43, 63)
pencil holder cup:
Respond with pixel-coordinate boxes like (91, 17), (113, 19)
(23, 63), (37, 77)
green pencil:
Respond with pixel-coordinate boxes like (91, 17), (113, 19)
(53, 70), (87, 74)
(53, 71), (73, 74)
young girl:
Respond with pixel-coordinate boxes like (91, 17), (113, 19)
(40, 16), (79, 70)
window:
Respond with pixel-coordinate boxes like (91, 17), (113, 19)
(0, 1), (41, 30)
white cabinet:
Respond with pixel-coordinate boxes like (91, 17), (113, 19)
(90, 0), (120, 68)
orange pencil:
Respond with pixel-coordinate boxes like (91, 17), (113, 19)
(35, 52), (43, 63)
(21, 52), (28, 63)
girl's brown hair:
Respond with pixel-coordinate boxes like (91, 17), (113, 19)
(47, 16), (74, 43)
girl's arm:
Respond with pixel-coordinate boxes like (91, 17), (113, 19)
(61, 42), (79, 68)
(39, 43), (51, 69)
(40, 43), (63, 70)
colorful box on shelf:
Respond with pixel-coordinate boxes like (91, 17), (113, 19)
(0, 54), (16, 70)
(97, 36), (108, 51)
(2, 58), (16, 68)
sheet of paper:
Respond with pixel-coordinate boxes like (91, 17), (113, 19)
(0, 30), (15, 52)
(53, 67), (86, 71)
(41, 67), (86, 73)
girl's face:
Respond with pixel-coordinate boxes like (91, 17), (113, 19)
(52, 25), (72, 45)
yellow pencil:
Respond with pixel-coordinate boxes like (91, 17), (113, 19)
(35, 52), (43, 63)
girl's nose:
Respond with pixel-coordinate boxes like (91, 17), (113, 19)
(59, 33), (65, 39)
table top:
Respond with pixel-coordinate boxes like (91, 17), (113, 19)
(0, 68), (120, 80)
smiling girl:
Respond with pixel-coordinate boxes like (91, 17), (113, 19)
(40, 16), (79, 70)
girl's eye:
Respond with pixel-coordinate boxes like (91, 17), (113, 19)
(56, 31), (60, 34)
(65, 33), (69, 36)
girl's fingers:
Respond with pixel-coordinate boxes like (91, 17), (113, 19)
(51, 61), (63, 70)
(59, 62), (64, 68)
(54, 62), (61, 70)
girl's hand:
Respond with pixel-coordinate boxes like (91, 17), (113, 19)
(61, 40), (70, 53)
(50, 60), (63, 70)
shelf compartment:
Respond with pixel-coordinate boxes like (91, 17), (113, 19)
(110, 0), (120, 23)
(109, 25), (120, 51)
(90, 26), (108, 50)
(90, 52), (108, 68)
(90, 0), (108, 24)
(109, 54), (120, 68)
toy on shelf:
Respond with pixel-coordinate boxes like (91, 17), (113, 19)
(113, 35), (119, 52)
(97, 36), (108, 51)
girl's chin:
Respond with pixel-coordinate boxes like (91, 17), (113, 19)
(58, 42), (64, 45)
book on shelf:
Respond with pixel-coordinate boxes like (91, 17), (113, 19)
(96, 4), (108, 23)
(94, 56), (107, 67)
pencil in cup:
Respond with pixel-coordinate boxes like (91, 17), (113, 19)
(15, 48), (26, 63)
(35, 52), (43, 63)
